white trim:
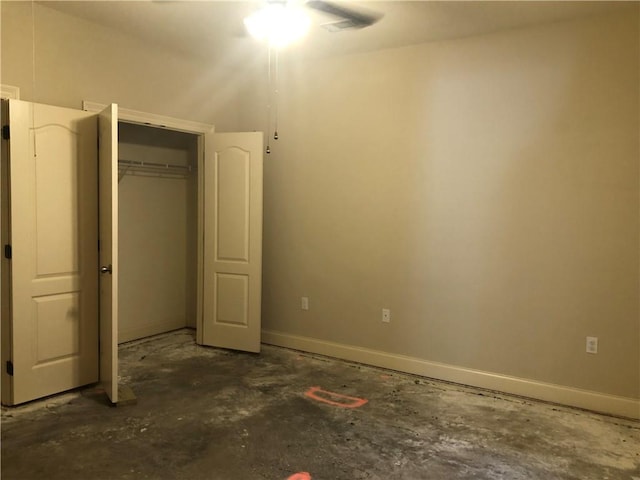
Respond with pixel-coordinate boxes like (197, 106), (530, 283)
(82, 101), (214, 135)
(1, 85), (20, 100)
(262, 329), (640, 420)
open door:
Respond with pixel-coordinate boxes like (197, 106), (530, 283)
(201, 132), (263, 353)
(98, 104), (119, 403)
(3, 99), (99, 405)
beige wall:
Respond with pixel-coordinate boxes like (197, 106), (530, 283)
(239, 10), (639, 401)
(0, 2), (253, 130)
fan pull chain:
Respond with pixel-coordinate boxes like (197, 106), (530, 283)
(273, 48), (279, 141)
(266, 45), (272, 154)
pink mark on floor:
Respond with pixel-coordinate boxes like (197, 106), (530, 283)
(287, 472), (312, 480)
(304, 386), (368, 408)
(379, 374), (392, 380)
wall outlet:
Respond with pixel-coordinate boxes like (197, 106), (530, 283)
(301, 296), (309, 311)
(586, 336), (598, 354)
(382, 308), (391, 323)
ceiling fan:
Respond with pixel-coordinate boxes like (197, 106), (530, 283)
(244, 0), (383, 47)
(304, 0), (383, 30)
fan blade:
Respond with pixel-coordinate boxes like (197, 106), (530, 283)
(306, 0), (382, 28)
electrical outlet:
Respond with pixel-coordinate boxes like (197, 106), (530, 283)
(586, 336), (598, 354)
(301, 297), (309, 311)
(382, 308), (391, 323)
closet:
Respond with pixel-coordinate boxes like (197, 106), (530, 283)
(117, 122), (199, 343)
(2, 97), (263, 406)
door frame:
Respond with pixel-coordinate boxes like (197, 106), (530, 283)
(82, 101), (214, 345)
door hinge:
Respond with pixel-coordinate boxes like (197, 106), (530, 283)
(2, 125), (9, 140)
(6, 361), (13, 376)
(3, 244), (11, 259)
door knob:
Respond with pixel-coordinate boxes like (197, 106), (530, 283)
(100, 264), (112, 274)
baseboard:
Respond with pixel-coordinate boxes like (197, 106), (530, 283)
(119, 320), (187, 344)
(261, 329), (640, 420)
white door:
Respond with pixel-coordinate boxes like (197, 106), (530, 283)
(201, 132), (263, 353)
(98, 104), (119, 403)
(5, 99), (99, 405)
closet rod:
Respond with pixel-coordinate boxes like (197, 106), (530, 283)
(118, 159), (193, 172)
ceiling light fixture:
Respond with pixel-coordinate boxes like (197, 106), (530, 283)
(244, 2), (311, 48)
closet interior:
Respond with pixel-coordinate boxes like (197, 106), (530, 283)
(117, 122), (199, 343)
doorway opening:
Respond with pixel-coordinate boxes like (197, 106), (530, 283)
(117, 122), (199, 343)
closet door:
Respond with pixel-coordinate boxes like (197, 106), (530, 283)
(202, 132), (263, 353)
(98, 104), (119, 403)
(5, 99), (99, 405)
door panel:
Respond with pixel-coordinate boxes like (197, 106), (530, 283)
(202, 133), (263, 353)
(7, 99), (98, 405)
(216, 149), (250, 261)
(98, 104), (119, 403)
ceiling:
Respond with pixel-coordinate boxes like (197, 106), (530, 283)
(43, 1), (629, 61)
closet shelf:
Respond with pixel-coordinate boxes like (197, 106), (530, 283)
(118, 159), (194, 181)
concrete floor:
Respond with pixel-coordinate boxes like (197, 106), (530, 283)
(2, 329), (639, 480)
